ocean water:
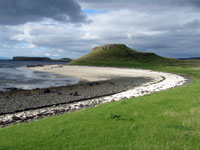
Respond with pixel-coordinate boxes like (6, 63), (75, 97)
(0, 60), (80, 92)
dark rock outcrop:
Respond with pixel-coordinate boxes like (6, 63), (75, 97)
(92, 44), (127, 51)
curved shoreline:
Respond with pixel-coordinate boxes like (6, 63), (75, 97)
(0, 77), (152, 115)
(0, 66), (188, 127)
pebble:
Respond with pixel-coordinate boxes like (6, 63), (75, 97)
(0, 71), (188, 128)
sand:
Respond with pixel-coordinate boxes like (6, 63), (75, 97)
(30, 65), (163, 82)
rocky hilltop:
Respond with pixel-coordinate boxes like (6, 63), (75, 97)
(92, 44), (128, 51)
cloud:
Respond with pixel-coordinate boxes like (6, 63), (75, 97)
(28, 44), (36, 49)
(53, 54), (61, 57)
(1, 0), (200, 59)
(7, 8), (200, 58)
(58, 49), (64, 53)
(79, 0), (200, 9)
(45, 53), (50, 57)
(0, 0), (87, 25)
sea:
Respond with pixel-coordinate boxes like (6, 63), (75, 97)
(0, 60), (80, 92)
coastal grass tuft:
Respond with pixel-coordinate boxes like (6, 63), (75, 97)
(1, 44), (200, 149)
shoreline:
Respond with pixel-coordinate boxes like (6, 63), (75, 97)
(0, 77), (152, 115)
(0, 65), (188, 127)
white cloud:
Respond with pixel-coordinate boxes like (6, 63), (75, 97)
(81, 32), (99, 40)
(58, 49), (64, 53)
(3, 44), (11, 48)
(28, 44), (36, 49)
(53, 54), (61, 57)
(45, 53), (50, 57)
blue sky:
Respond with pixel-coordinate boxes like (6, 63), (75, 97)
(83, 9), (106, 15)
(0, 0), (200, 59)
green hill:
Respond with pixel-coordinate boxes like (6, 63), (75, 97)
(13, 57), (72, 62)
(70, 44), (178, 68)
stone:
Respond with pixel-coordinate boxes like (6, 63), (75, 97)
(73, 91), (79, 96)
(12, 115), (20, 121)
(44, 89), (51, 94)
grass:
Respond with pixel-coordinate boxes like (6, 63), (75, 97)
(1, 45), (200, 149)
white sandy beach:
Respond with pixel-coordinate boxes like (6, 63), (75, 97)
(31, 65), (163, 82)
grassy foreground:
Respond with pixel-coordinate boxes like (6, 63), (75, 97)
(1, 61), (200, 149)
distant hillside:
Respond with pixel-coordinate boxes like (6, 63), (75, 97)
(57, 58), (72, 62)
(13, 57), (72, 62)
(178, 57), (200, 60)
(70, 44), (177, 67)
(13, 57), (51, 61)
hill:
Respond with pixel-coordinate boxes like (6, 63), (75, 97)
(178, 57), (200, 60)
(13, 57), (72, 62)
(70, 44), (177, 67)
(57, 58), (72, 62)
(13, 57), (51, 61)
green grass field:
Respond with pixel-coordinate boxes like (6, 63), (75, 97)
(1, 45), (200, 150)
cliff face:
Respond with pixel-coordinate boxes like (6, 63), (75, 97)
(13, 57), (51, 61)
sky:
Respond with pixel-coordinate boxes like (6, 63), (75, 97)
(0, 0), (200, 59)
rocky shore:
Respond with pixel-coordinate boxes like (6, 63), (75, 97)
(0, 77), (153, 127)
(0, 66), (188, 128)
(0, 77), (152, 115)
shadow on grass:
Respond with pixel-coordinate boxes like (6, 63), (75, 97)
(105, 113), (134, 122)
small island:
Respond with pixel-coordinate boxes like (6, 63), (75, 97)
(13, 56), (72, 62)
